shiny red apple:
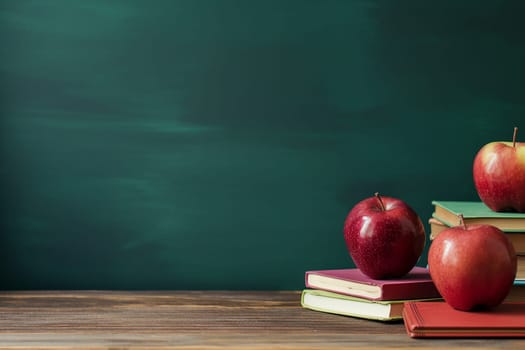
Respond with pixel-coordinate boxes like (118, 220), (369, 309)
(343, 193), (426, 279)
(473, 127), (525, 212)
(428, 216), (517, 311)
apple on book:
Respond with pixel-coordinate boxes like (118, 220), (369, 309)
(343, 193), (426, 279)
(428, 214), (517, 311)
(473, 126), (525, 212)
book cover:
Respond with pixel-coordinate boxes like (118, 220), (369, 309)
(429, 218), (525, 254)
(301, 289), (417, 322)
(305, 266), (440, 301)
(403, 301), (525, 338)
(432, 201), (525, 231)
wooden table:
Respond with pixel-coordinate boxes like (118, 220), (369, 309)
(0, 290), (524, 349)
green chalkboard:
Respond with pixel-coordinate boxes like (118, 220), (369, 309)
(0, 0), (523, 289)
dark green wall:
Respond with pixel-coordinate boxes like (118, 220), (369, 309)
(0, 0), (523, 290)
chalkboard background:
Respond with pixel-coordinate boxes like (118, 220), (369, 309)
(0, 1), (523, 290)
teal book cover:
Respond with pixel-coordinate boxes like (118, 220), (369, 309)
(432, 201), (525, 231)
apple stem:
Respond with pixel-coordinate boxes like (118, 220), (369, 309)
(513, 126), (518, 148)
(458, 214), (467, 230)
(374, 192), (386, 211)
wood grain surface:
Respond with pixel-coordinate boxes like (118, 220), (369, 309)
(0, 290), (524, 349)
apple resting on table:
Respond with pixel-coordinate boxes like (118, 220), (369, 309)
(473, 126), (525, 212)
(428, 215), (517, 311)
(343, 193), (426, 279)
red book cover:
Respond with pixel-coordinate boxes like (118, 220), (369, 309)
(304, 266), (440, 301)
(403, 301), (525, 338)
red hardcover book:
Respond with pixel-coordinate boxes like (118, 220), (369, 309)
(304, 266), (440, 301)
(403, 301), (525, 338)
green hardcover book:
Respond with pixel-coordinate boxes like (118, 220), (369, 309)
(429, 217), (525, 254)
(432, 201), (525, 232)
(301, 289), (439, 322)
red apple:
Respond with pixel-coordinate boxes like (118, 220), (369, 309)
(473, 127), (525, 212)
(343, 193), (426, 279)
(428, 216), (517, 311)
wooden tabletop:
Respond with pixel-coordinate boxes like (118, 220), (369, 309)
(0, 290), (524, 349)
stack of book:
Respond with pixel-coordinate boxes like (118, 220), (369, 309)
(429, 201), (525, 283)
(300, 266), (441, 321)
